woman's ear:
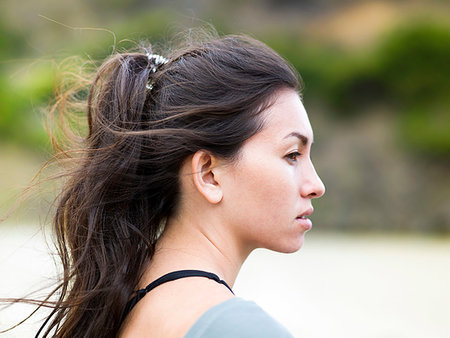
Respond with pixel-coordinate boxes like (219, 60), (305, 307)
(191, 150), (223, 204)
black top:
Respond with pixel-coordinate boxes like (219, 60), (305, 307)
(121, 270), (234, 323)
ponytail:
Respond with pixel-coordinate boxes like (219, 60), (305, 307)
(39, 52), (165, 337)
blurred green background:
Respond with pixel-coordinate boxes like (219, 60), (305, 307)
(1, 0), (449, 233)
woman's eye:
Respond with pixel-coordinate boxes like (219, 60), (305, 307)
(286, 151), (301, 162)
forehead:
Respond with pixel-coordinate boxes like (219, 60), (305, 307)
(258, 89), (313, 143)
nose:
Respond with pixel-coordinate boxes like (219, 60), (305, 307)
(300, 160), (325, 199)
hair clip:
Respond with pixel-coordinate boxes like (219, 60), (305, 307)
(146, 53), (169, 73)
(146, 53), (169, 91)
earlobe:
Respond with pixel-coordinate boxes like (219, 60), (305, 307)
(191, 150), (223, 204)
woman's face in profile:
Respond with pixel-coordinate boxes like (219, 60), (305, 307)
(220, 88), (325, 254)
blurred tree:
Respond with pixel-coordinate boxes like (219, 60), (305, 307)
(0, 20), (28, 59)
(0, 63), (55, 149)
(321, 21), (450, 157)
(377, 23), (450, 157)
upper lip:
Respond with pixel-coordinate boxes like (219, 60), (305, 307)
(297, 207), (314, 218)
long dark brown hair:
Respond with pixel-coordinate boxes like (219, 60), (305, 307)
(3, 33), (300, 337)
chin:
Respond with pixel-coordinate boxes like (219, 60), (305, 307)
(267, 235), (305, 254)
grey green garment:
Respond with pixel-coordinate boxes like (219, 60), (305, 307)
(184, 297), (294, 337)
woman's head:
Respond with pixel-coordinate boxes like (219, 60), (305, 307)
(86, 35), (301, 228)
(183, 88), (326, 256)
(38, 34), (304, 337)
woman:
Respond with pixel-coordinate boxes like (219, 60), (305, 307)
(33, 33), (325, 337)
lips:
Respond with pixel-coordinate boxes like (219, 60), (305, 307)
(297, 207), (314, 219)
(296, 207), (314, 231)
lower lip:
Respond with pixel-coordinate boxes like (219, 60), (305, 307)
(296, 217), (312, 231)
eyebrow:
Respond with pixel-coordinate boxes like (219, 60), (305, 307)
(283, 132), (313, 146)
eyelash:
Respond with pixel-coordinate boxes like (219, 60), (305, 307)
(285, 151), (302, 163)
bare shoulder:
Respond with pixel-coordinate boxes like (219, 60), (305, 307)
(119, 277), (234, 338)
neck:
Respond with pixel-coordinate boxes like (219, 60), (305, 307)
(143, 213), (252, 288)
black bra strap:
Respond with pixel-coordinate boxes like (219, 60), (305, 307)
(121, 269), (234, 323)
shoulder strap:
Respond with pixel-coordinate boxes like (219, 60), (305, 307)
(121, 269), (234, 323)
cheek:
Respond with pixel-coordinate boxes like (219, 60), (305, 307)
(251, 171), (291, 216)
(226, 158), (297, 225)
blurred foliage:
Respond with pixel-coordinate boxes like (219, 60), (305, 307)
(330, 22), (450, 157)
(0, 9), (176, 151)
(77, 9), (176, 59)
(0, 20), (27, 60)
(379, 23), (450, 157)
(0, 63), (55, 149)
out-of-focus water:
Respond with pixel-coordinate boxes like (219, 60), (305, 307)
(1, 224), (449, 338)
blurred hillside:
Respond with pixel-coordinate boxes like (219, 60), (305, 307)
(0, 0), (449, 232)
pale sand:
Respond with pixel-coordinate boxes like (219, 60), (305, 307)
(1, 224), (449, 338)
